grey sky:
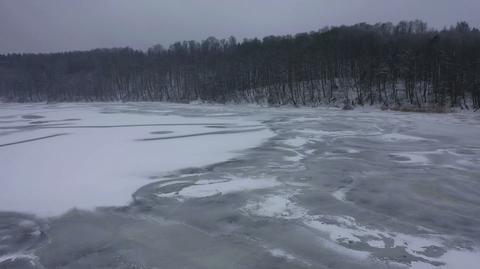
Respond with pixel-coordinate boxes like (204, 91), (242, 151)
(1, 0), (479, 54)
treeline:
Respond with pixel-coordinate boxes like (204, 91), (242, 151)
(1, 20), (480, 109)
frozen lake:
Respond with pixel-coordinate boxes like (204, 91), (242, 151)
(1, 103), (480, 269)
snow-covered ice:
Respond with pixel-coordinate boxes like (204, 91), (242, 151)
(0, 103), (273, 216)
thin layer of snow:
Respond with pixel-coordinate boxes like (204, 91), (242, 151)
(243, 194), (306, 219)
(287, 117), (323, 123)
(298, 129), (361, 138)
(381, 133), (430, 142)
(207, 113), (238, 116)
(283, 137), (309, 148)
(268, 248), (296, 261)
(0, 252), (37, 264)
(367, 239), (385, 248)
(332, 187), (350, 202)
(319, 237), (372, 260)
(325, 148), (360, 156)
(284, 153), (304, 162)
(157, 176), (280, 199)
(0, 104), (274, 217)
(410, 248), (480, 269)
(156, 180), (192, 188)
(427, 248), (480, 269)
(243, 193), (480, 268)
(390, 152), (430, 164)
(275, 146), (305, 162)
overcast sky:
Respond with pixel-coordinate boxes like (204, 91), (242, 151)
(1, 0), (479, 54)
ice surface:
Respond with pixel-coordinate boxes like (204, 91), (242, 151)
(1, 103), (480, 269)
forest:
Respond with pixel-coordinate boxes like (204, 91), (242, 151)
(1, 20), (479, 110)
